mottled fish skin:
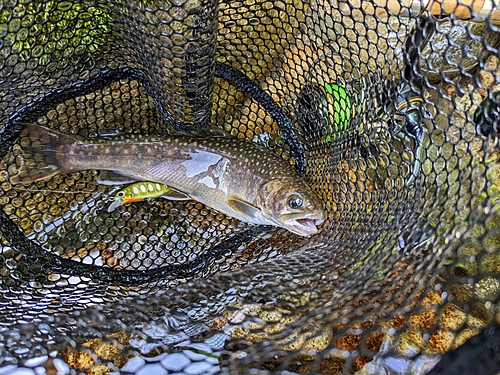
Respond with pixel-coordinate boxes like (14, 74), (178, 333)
(12, 124), (325, 236)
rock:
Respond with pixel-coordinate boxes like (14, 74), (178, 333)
(420, 20), (500, 82)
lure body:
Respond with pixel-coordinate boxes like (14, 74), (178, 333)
(108, 182), (181, 212)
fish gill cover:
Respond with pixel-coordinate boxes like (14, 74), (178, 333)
(0, 0), (500, 374)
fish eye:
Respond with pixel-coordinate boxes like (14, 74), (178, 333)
(287, 193), (304, 209)
(117, 192), (125, 197)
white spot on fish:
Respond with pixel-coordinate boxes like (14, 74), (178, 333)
(155, 183), (161, 190)
(140, 184), (147, 193)
(133, 186), (139, 195)
(181, 151), (222, 178)
(213, 158), (230, 194)
(148, 184), (154, 192)
(198, 176), (216, 188)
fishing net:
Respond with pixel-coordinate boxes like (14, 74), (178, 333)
(1, 0), (500, 374)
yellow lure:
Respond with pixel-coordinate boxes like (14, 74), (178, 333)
(107, 182), (189, 212)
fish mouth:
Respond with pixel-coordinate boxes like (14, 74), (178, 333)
(279, 212), (325, 237)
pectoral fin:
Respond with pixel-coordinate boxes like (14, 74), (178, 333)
(161, 187), (191, 201)
(227, 197), (261, 219)
(98, 171), (137, 185)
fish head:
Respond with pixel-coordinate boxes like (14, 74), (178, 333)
(258, 177), (326, 236)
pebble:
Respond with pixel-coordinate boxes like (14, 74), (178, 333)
(160, 353), (191, 372)
(118, 357), (146, 373)
(23, 356), (48, 368)
(182, 350), (210, 362)
(479, 70), (495, 89)
(52, 359), (69, 374)
(136, 363), (167, 375)
(183, 361), (218, 375)
(0, 367), (35, 375)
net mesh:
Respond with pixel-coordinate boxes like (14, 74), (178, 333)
(1, 0), (500, 374)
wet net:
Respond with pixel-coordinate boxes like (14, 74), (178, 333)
(1, 0), (500, 374)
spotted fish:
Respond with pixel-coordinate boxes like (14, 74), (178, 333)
(11, 124), (325, 236)
(107, 182), (189, 212)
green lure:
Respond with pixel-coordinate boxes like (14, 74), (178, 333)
(323, 83), (352, 142)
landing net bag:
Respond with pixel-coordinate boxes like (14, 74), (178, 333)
(1, 0), (500, 374)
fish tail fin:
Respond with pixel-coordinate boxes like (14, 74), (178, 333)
(10, 124), (75, 184)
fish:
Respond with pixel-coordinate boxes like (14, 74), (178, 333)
(11, 124), (325, 236)
(107, 181), (189, 212)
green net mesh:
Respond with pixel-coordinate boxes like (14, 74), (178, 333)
(1, 0), (500, 374)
